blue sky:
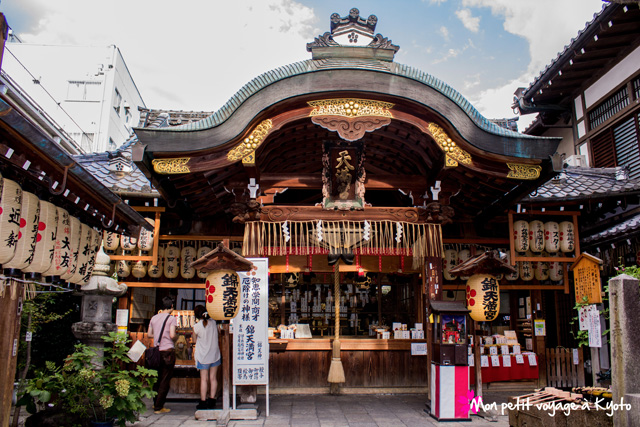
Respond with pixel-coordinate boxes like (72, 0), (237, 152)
(1, 0), (605, 130)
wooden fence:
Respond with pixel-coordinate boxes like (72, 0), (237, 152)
(546, 347), (585, 388)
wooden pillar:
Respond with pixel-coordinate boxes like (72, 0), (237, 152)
(531, 290), (547, 388)
(473, 320), (483, 398)
(376, 274), (382, 324)
(219, 322), (231, 426)
(0, 281), (24, 427)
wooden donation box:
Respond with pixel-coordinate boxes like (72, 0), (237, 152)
(429, 301), (471, 422)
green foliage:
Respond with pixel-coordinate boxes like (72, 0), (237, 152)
(18, 291), (80, 373)
(21, 332), (157, 426)
(569, 296), (591, 347)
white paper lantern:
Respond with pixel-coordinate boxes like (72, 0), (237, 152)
(519, 251), (534, 281)
(197, 245), (212, 279)
(80, 229), (102, 286)
(148, 245), (164, 278)
(443, 248), (458, 281)
(205, 270), (240, 320)
(466, 274), (500, 322)
(544, 221), (560, 253)
(131, 260), (147, 278)
(116, 259), (131, 278)
(529, 220), (544, 253)
(458, 249), (471, 281)
(43, 207), (70, 278)
(559, 221), (575, 253)
(4, 192), (39, 270)
(513, 220), (529, 252)
(164, 245), (180, 279)
(549, 260), (563, 282)
(22, 200), (57, 274)
(60, 216), (81, 280)
(120, 233), (137, 251)
(103, 231), (119, 251)
(138, 218), (155, 251)
(180, 245), (197, 279)
(70, 224), (92, 284)
(505, 251), (519, 281)
(0, 178), (23, 264)
(533, 252), (549, 281)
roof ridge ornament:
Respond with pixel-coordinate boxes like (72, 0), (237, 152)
(306, 8), (399, 61)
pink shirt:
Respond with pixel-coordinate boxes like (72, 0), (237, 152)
(149, 312), (176, 351)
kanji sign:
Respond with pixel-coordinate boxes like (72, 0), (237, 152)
(233, 258), (269, 385)
(571, 253), (603, 304)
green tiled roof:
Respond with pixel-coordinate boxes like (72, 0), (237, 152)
(153, 58), (536, 139)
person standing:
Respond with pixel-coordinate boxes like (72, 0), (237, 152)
(148, 296), (177, 414)
(192, 304), (221, 410)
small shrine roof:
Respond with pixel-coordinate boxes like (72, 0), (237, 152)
(74, 137), (158, 197)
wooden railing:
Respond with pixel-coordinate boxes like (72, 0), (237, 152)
(546, 347), (585, 388)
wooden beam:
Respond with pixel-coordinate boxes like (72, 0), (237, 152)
(260, 205), (429, 222)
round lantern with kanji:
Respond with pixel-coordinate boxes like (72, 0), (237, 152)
(205, 270), (241, 320)
(465, 274), (500, 322)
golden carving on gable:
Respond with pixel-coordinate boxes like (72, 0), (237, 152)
(152, 158), (191, 174)
(506, 163), (542, 180)
(227, 119), (273, 162)
(428, 123), (471, 167)
(308, 99), (394, 118)
(311, 116), (391, 142)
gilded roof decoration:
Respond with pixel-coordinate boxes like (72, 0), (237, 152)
(506, 163), (542, 180)
(227, 119), (273, 162)
(308, 99), (394, 118)
(152, 158), (191, 174)
(428, 123), (471, 167)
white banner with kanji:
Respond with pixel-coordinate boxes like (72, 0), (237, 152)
(233, 258), (269, 385)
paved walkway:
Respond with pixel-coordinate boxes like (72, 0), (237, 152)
(131, 394), (512, 426)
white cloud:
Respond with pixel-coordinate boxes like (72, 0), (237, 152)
(459, 0), (603, 127)
(455, 9), (480, 33)
(433, 48), (461, 64)
(15, 0), (316, 111)
(439, 26), (450, 40)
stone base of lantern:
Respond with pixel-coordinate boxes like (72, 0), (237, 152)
(195, 407), (258, 422)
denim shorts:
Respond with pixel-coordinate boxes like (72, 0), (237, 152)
(196, 358), (222, 370)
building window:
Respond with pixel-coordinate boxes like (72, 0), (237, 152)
(588, 86), (629, 130)
(113, 88), (122, 115)
(633, 75), (640, 101)
(108, 138), (116, 150)
(591, 111), (640, 178)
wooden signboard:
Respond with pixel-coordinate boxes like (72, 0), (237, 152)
(570, 253), (603, 304)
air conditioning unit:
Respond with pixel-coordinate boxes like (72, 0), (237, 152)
(565, 154), (587, 167)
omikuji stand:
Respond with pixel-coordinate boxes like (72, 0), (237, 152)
(429, 301), (471, 421)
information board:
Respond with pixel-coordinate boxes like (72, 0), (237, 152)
(233, 258), (269, 385)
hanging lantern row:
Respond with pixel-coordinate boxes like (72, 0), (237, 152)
(443, 247), (563, 283)
(114, 242), (218, 280)
(513, 220), (575, 253)
(0, 175), (103, 286)
(103, 217), (156, 252)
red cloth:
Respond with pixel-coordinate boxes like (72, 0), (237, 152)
(469, 355), (538, 383)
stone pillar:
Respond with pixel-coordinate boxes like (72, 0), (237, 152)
(72, 247), (127, 364)
(608, 274), (640, 427)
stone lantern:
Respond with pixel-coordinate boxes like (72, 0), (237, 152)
(72, 246), (127, 361)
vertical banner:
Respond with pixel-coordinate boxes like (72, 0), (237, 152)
(233, 258), (269, 385)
